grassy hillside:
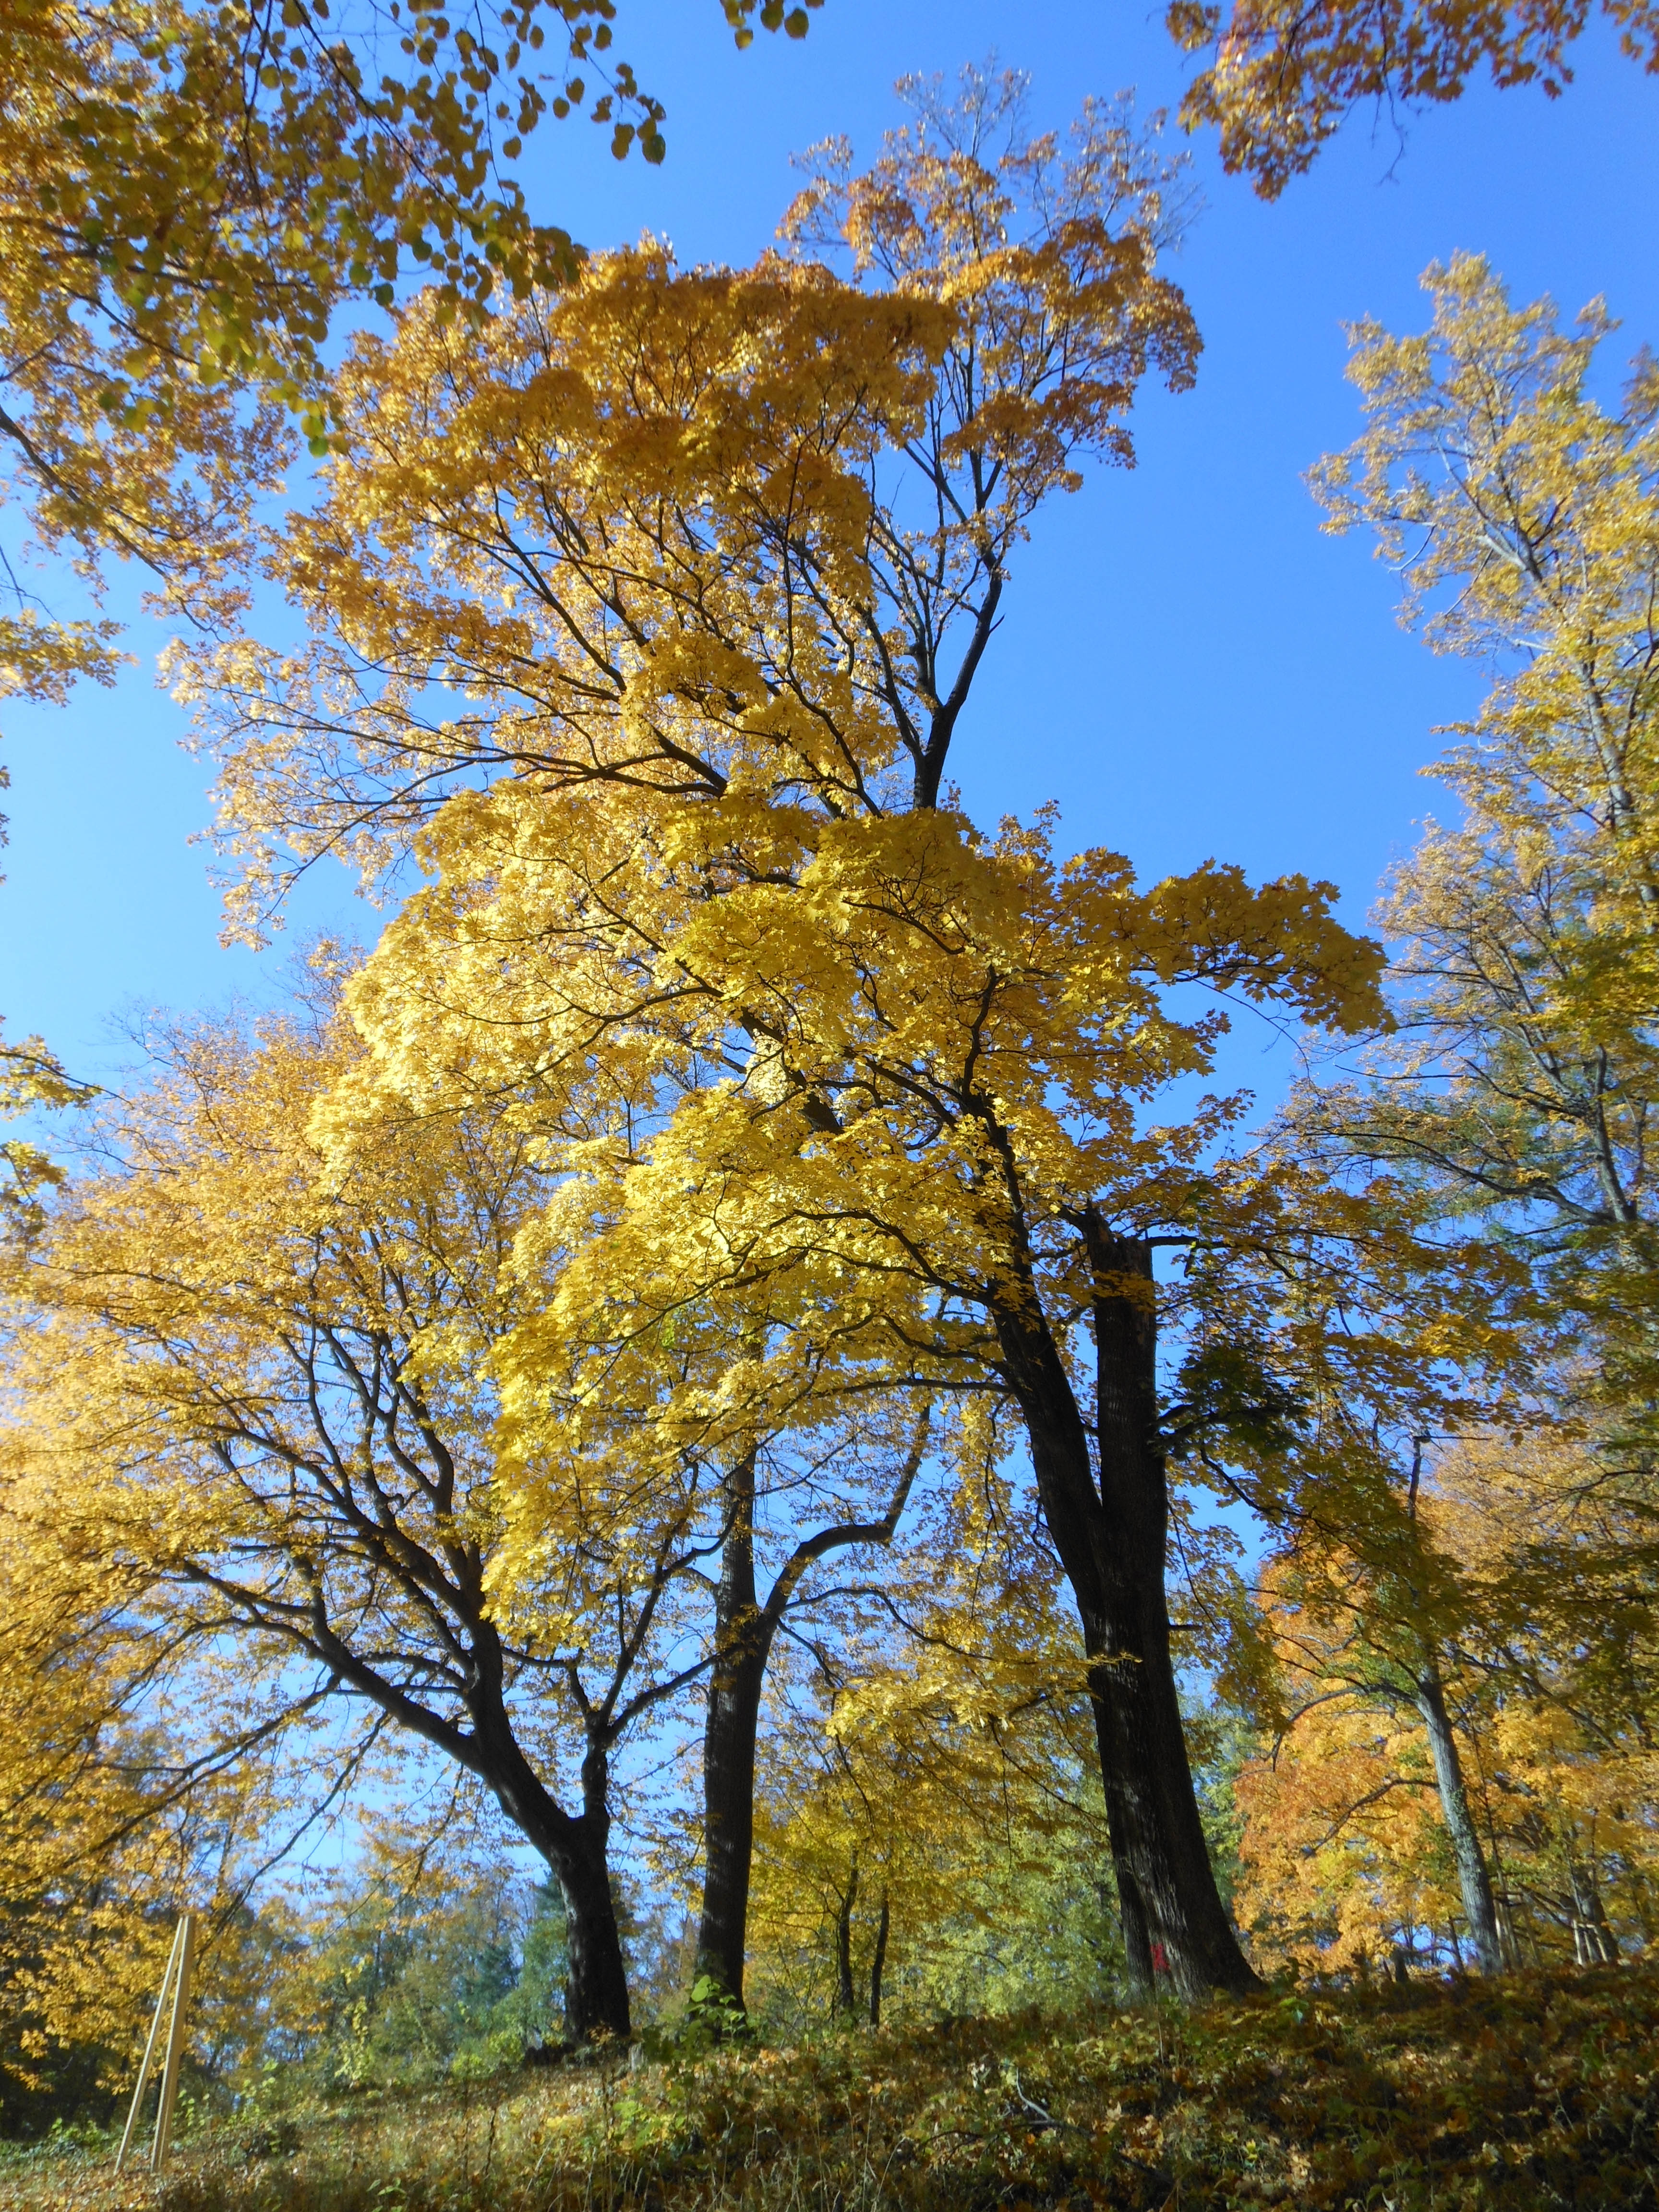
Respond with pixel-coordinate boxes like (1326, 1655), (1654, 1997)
(5, 1970), (1657, 2212)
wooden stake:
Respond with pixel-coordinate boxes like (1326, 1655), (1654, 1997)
(113, 1912), (196, 2176)
(151, 1911), (196, 2171)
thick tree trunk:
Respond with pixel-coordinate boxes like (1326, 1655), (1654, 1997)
(551, 1815), (634, 2041)
(1414, 1663), (1503, 1974)
(868, 1890), (890, 2026)
(992, 1226), (1259, 2000)
(695, 1451), (773, 2010)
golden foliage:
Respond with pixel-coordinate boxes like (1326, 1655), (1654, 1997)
(1238, 1431), (1659, 1976)
(0, 0), (817, 730)
(0, 993), (711, 2042)
(176, 75), (1198, 929)
(1172, 0), (1659, 197)
(0, 1488), (294, 2110)
(746, 1419), (1112, 2023)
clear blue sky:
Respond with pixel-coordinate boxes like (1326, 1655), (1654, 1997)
(4, 0), (1657, 1086)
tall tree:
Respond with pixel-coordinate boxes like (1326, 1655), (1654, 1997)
(1222, 256), (1659, 1980)
(180, 71), (1289, 2000)
(1298, 256), (1659, 1444)
(745, 1417), (1122, 2026)
(690, 1403), (931, 2013)
(481, 1259), (938, 2018)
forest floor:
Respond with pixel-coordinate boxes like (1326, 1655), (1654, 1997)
(3, 1967), (1657, 2212)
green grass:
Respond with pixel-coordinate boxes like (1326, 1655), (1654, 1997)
(5, 1969), (1657, 2211)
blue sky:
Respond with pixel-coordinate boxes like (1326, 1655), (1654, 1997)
(4, 0), (1658, 1087)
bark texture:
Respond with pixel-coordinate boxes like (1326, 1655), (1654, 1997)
(991, 1224), (1259, 1999)
(547, 1813), (633, 2043)
(836, 1859), (859, 2016)
(461, 1624), (633, 2041)
(308, 1577), (635, 2043)
(695, 1452), (770, 2009)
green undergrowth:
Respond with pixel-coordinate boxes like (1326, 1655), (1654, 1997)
(5, 1969), (1657, 2212)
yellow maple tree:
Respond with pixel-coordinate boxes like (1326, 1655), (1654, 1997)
(171, 76), (1288, 2009)
(1, 992), (725, 2041)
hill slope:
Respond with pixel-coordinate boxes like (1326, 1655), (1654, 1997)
(6, 1969), (1658, 2211)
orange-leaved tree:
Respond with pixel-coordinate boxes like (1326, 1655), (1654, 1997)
(1234, 1529), (1510, 1977)
(1237, 1430), (1659, 1972)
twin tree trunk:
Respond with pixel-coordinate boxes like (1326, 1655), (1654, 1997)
(994, 1226), (1260, 1999)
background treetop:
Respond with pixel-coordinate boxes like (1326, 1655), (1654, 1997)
(1169, 0), (1659, 197)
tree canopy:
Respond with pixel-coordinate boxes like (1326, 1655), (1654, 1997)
(1170, 0), (1659, 195)
(3, 36), (1659, 2122)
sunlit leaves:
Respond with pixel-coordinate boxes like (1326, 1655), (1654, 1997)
(0, 0), (813, 716)
(1172, 0), (1659, 197)
(1302, 257), (1659, 1444)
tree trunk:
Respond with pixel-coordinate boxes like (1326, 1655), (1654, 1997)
(1494, 1893), (1523, 1971)
(1414, 1663), (1503, 1974)
(695, 1451), (773, 2012)
(1568, 1853), (1621, 1964)
(275, 1527), (636, 2044)
(992, 1226), (1259, 2000)
(692, 1426), (927, 2014)
(868, 1890), (890, 2026)
(466, 1623), (632, 2042)
(551, 1815), (634, 2042)
(836, 1857), (859, 2017)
